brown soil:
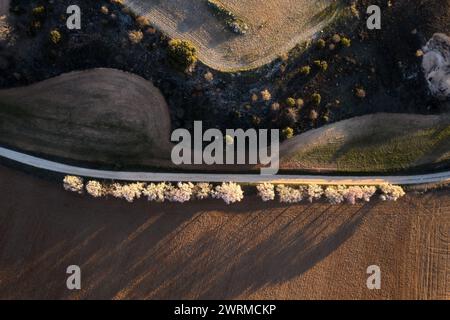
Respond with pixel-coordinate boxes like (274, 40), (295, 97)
(0, 165), (448, 300)
(125, 0), (339, 71)
(0, 68), (173, 168)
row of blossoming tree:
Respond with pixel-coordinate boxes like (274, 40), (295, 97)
(63, 176), (406, 205)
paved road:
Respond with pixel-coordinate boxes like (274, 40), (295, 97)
(1, 147), (450, 185)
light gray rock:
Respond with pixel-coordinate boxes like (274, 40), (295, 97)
(422, 33), (450, 100)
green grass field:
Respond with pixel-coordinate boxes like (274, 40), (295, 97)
(282, 114), (450, 173)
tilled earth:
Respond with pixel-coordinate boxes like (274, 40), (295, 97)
(0, 165), (448, 299)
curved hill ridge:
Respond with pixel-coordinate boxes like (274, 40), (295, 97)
(0, 68), (172, 167)
(124, 0), (340, 71)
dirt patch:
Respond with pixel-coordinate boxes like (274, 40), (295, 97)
(125, 0), (341, 71)
(0, 165), (448, 299)
(0, 68), (173, 168)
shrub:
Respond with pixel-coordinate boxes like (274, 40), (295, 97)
(311, 93), (322, 106)
(296, 98), (305, 109)
(207, 0), (248, 34)
(165, 182), (194, 203)
(128, 30), (143, 44)
(332, 34), (341, 43)
(355, 87), (366, 99)
(309, 109), (319, 121)
(100, 6), (109, 15)
(342, 186), (364, 205)
(86, 180), (105, 198)
(260, 89), (272, 101)
(341, 37), (351, 47)
(50, 30), (61, 44)
(276, 185), (304, 203)
(282, 127), (294, 139)
(361, 186), (377, 202)
(143, 183), (167, 202)
(110, 182), (145, 202)
(299, 65), (311, 76)
(286, 97), (296, 108)
(314, 60), (328, 71)
(317, 39), (326, 49)
(256, 183), (275, 201)
(193, 183), (213, 200)
(63, 176), (84, 193)
(32, 6), (45, 16)
(324, 186), (346, 204)
(306, 184), (324, 202)
(212, 182), (244, 204)
(168, 39), (198, 70)
(379, 184), (405, 201)
(136, 16), (151, 29)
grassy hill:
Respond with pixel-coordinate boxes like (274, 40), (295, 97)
(0, 68), (173, 168)
(281, 113), (450, 173)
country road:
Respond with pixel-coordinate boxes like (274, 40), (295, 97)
(1, 147), (450, 185)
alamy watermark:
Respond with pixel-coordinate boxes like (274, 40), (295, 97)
(171, 121), (280, 175)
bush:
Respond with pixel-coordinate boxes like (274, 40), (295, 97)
(341, 37), (351, 47)
(49, 30), (61, 44)
(136, 16), (151, 29)
(260, 89), (272, 101)
(86, 181), (105, 198)
(299, 65), (311, 76)
(286, 97), (296, 108)
(128, 30), (143, 44)
(276, 185), (304, 203)
(305, 185), (324, 202)
(311, 93), (322, 106)
(32, 6), (45, 16)
(165, 182), (194, 203)
(379, 184), (405, 201)
(207, 0), (248, 35)
(63, 176), (84, 193)
(257, 183), (275, 201)
(212, 182), (244, 204)
(314, 60), (328, 71)
(143, 183), (167, 202)
(193, 183), (213, 200)
(317, 39), (326, 49)
(324, 186), (345, 204)
(282, 127), (294, 139)
(168, 39), (198, 70)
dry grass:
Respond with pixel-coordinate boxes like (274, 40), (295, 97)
(281, 113), (450, 173)
(124, 0), (341, 71)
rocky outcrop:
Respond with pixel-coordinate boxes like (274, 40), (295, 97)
(422, 33), (450, 100)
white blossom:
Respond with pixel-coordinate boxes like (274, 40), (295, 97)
(361, 186), (377, 202)
(142, 183), (167, 202)
(379, 184), (406, 201)
(165, 182), (194, 203)
(276, 185), (304, 203)
(305, 184), (324, 203)
(63, 176), (84, 193)
(193, 183), (212, 200)
(256, 183), (275, 201)
(212, 182), (244, 204)
(324, 185), (346, 204)
(85, 180), (105, 198)
(109, 182), (145, 202)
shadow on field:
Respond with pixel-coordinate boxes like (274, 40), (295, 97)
(0, 166), (375, 299)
